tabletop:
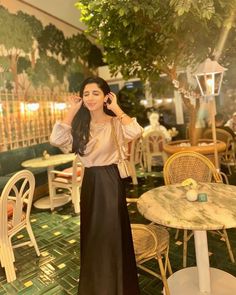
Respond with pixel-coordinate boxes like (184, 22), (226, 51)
(22, 153), (76, 168)
(137, 182), (236, 231)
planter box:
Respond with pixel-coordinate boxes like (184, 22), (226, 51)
(163, 139), (226, 164)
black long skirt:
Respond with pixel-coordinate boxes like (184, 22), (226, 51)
(78, 164), (140, 295)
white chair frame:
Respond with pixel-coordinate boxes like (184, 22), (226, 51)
(49, 156), (82, 214)
(142, 130), (168, 172)
(0, 170), (40, 282)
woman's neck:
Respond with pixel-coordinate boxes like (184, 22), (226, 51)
(90, 110), (110, 124)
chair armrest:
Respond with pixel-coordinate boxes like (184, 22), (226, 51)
(53, 176), (81, 184)
(49, 170), (73, 177)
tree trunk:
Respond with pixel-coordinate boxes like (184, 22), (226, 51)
(10, 54), (19, 94)
(169, 67), (201, 146)
(31, 49), (36, 69)
(182, 95), (200, 146)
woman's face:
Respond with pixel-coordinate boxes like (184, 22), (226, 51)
(82, 83), (105, 112)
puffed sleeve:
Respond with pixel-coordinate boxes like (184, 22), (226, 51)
(50, 122), (73, 153)
(120, 118), (143, 141)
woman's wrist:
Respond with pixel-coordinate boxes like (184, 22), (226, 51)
(63, 107), (79, 125)
(113, 107), (124, 116)
(117, 112), (128, 121)
(112, 107), (131, 123)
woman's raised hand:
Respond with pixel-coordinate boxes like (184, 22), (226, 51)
(104, 92), (118, 111)
(67, 95), (83, 112)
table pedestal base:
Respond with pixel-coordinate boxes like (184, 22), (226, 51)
(33, 194), (71, 210)
(165, 267), (236, 295)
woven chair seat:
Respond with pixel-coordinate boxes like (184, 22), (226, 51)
(131, 223), (169, 262)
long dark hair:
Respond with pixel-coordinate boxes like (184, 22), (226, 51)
(72, 76), (115, 156)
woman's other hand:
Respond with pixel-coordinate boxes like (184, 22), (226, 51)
(104, 92), (132, 124)
(104, 92), (118, 111)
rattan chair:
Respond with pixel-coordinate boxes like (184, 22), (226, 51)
(163, 151), (235, 267)
(131, 223), (172, 295)
(0, 170), (40, 282)
(203, 128), (236, 175)
(127, 199), (172, 294)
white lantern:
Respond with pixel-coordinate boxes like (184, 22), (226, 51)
(194, 58), (227, 97)
(194, 58), (227, 171)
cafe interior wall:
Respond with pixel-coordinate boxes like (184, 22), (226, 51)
(0, 0), (87, 151)
(0, 0), (84, 37)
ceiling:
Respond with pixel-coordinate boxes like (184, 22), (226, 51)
(19, 0), (86, 31)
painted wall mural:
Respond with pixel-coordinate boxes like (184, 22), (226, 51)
(0, 4), (104, 94)
(0, 4), (104, 151)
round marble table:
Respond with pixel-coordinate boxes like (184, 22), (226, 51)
(138, 182), (236, 295)
(22, 153), (76, 210)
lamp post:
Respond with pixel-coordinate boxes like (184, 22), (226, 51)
(194, 58), (227, 170)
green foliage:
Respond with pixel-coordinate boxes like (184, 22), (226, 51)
(87, 45), (105, 68)
(68, 72), (85, 92)
(0, 5), (104, 92)
(0, 56), (10, 72)
(66, 33), (104, 90)
(170, 0), (215, 18)
(67, 33), (104, 68)
(68, 33), (92, 61)
(38, 24), (70, 61)
(17, 57), (31, 74)
(27, 54), (65, 89)
(66, 62), (84, 92)
(117, 87), (149, 126)
(27, 57), (49, 88)
(0, 56), (12, 89)
(0, 65), (13, 90)
(16, 11), (43, 39)
(221, 27), (236, 90)
(76, 0), (236, 82)
(0, 6), (33, 52)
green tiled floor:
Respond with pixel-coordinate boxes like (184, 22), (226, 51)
(0, 169), (236, 294)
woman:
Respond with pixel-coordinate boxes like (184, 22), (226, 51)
(50, 77), (142, 295)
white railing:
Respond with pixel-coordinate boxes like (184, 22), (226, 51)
(0, 91), (71, 151)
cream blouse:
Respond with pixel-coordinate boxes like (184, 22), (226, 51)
(50, 117), (143, 168)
